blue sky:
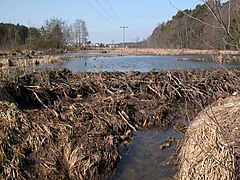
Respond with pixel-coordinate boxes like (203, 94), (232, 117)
(0, 0), (223, 43)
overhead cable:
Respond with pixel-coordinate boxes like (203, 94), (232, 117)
(94, 0), (120, 26)
(84, 0), (118, 26)
(105, 0), (125, 25)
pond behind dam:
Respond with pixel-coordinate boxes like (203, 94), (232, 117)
(37, 53), (240, 73)
(35, 53), (239, 179)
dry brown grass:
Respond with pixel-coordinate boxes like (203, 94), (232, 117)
(0, 94), (123, 179)
(0, 56), (64, 83)
(115, 48), (240, 56)
(0, 56), (63, 69)
(177, 96), (240, 180)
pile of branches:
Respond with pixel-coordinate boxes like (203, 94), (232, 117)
(0, 68), (239, 179)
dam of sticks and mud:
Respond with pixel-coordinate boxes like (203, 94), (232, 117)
(0, 68), (239, 179)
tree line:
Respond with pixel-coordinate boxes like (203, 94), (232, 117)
(141, 1), (240, 50)
(0, 18), (89, 50)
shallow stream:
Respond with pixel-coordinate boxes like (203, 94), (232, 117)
(111, 128), (182, 180)
(34, 53), (239, 179)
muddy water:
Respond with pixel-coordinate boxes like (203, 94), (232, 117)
(111, 123), (184, 180)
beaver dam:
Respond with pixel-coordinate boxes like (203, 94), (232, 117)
(0, 67), (240, 179)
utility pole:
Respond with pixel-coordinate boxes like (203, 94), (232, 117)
(120, 26), (128, 48)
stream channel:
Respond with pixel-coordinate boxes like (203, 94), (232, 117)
(36, 53), (240, 179)
(111, 123), (185, 180)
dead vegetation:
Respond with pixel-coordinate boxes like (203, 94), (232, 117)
(117, 48), (240, 56)
(177, 95), (240, 180)
(0, 56), (63, 69)
(0, 68), (240, 179)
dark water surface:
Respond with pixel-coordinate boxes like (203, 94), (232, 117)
(38, 53), (240, 72)
(111, 128), (182, 180)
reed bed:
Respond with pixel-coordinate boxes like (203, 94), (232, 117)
(0, 56), (63, 69)
(117, 48), (240, 56)
(177, 96), (240, 180)
(0, 68), (239, 179)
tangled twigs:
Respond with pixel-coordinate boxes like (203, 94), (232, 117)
(119, 111), (136, 131)
(0, 68), (239, 179)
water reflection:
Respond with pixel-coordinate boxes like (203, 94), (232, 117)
(112, 128), (182, 180)
(39, 54), (240, 73)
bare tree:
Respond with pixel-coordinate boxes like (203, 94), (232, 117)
(203, 0), (240, 50)
(73, 19), (82, 45)
(62, 23), (74, 45)
(81, 20), (89, 46)
(73, 19), (89, 46)
(169, 0), (240, 50)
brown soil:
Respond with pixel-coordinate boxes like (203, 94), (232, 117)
(0, 68), (240, 179)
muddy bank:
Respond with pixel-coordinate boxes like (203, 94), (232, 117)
(0, 68), (240, 179)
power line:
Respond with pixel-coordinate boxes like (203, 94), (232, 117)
(85, 0), (128, 44)
(84, 0), (118, 26)
(94, 0), (120, 26)
(105, 0), (125, 25)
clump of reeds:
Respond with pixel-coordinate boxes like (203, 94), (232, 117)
(117, 48), (240, 57)
(0, 56), (63, 69)
(177, 95), (240, 179)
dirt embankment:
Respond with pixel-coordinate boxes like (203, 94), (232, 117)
(0, 68), (240, 179)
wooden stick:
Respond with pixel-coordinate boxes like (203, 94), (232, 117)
(119, 111), (136, 131)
